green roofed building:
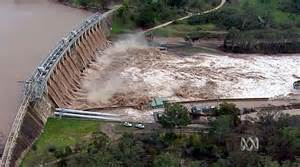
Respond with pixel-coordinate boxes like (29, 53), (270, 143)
(150, 97), (166, 109)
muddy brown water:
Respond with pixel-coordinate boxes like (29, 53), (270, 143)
(0, 0), (91, 146)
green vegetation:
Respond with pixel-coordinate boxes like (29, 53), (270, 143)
(21, 118), (103, 167)
(158, 103), (191, 128)
(188, 0), (300, 53)
(152, 21), (223, 38)
(112, 0), (300, 53)
(111, 0), (220, 35)
(153, 152), (180, 167)
(190, 0), (300, 30)
(66, 0), (300, 53)
(214, 102), (241, 126)
(22, 103), (300, 166)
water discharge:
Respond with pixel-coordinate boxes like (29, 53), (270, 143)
(0, 0), (90, 146)
(83, 34), (149, 103)
(70, 34), (300, 111)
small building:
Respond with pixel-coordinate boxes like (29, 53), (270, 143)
(150, 97), (166, 109)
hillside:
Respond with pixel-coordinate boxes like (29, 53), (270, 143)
(176, 0), (300, 53)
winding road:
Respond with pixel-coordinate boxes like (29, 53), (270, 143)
(144, 0), (226, 33)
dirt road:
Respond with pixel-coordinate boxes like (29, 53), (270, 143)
(144, 0), (226, 33)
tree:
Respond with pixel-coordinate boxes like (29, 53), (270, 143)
(211, 158), (231, 167)
(99, 0), (111, 9)
(87, 131), (109, 155)
(210, 115), (233, 144)
(159, 103), (191, 128)
(135, 5), (156, 28)
(295, 0), (300, 11)
(117, 0), (130, 23)
(215, 102), (241, 127)
(153, 152), (180, 167)
(260, 156), (280, 167)
(216, 102), (240, 116)
(167, 0), (187, 8)
(76, 0), (88, 6)
(113, 133), (146, 167)
(256, 111), (298, 162)
(230, 151), (261, 167)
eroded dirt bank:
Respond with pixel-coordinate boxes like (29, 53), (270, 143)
(69, 35), (300, 110)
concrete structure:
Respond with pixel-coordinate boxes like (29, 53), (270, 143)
(0, 7), (119, 167)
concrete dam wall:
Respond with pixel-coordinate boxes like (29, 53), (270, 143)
(1, 8), (116, 167)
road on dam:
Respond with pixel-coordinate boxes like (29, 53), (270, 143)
(0, 0), (90, 146)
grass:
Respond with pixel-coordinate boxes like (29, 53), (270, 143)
(237, 0), (300, 26)
(109, 17), (138, 40)
(110, 13), (140, 37)
(152, 23), (220, 37)
(21, 118), (148, 166)
(111, 19), (135, 35)
(21, 118), (103, 167)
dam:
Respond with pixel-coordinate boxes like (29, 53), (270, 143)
(1, 6), (117, 167)
(0, 0), (90, 151)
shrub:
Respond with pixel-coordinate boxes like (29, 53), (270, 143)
(47, 145), (57, 153)
(159, 103), (191, 128)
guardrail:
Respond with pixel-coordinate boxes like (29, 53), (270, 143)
(25, 6), (119, 102)
(28, 11), (109, 101)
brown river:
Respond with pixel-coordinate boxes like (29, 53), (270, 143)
(0, 0), (90, 145)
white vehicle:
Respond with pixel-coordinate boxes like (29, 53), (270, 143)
(135, 123), (145, 129)
(158, 46), (167, 51)
(123, 122), (133, 127)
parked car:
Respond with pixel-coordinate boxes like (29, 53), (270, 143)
(135, 123), (145, 129)
(191, 106), (216, 115)
(293, 80), (300, 90)
(123, 122), (133, 127)
(158, 46), (167, 51)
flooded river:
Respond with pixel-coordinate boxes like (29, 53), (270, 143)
(0, 0), (90, 144)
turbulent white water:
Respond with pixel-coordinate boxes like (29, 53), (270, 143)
(121, 51), (300, 100)
(75, 35), (300, 110)
(82, 34), (149, 103)
(191, 54), (300, 98)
